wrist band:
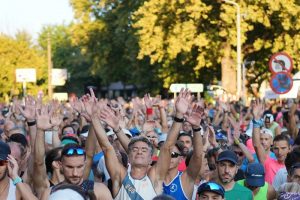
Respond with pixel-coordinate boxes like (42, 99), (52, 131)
(13, 177), (23, 185)
(174, 116), (184, 123)
(146, 108), (153, 115)
(27, 120), (36, 126)
(192, 127), (201, 132)
(252, 119), (263, 128)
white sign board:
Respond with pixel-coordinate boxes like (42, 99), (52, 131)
(170, 83), (204, 93)
(264, 89), (280, 99)
(16, 68), (36, 82)
(52, 69), (67, 86)
(53, 93), (68, 101)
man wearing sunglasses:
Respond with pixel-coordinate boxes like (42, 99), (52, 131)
(41, 144), (112, 200)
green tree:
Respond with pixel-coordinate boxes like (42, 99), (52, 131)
(0, 33), (47, 101)
(38, 24), (94, 95)
(70, 0), (164, 93)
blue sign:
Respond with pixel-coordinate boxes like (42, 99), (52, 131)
(270, 72), (293, 94)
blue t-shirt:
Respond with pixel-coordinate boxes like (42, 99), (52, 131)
(241, 152), (276, 172)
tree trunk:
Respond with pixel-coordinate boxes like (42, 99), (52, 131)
(221, 42), (236, 95)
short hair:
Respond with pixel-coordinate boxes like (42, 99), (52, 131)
(177, 132), (192, 141)
(273, 134), (290, 145)
(293, 135), (300, 146)
(46, 147), (63, 174)
(285, 147), (300, 174)
(128, 136), (154, 155)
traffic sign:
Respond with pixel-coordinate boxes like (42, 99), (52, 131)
(270, 72), (293, 94)
(170, 83), (204, 93)
(269, 52), (293, 74)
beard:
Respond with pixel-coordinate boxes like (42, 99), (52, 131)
(220, 173), (234, 183)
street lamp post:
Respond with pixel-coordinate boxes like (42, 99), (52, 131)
(223, 0), (241, 98)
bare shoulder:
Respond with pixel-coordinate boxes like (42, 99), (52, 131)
(40, 187), (51, 200)
(94, 182), (113, 200)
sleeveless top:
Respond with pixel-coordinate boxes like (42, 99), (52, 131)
(237, 179), (268, 200)
(114, 173), (157, 200)
(7, 180), (16, 200)
(163, 171), (189, 200)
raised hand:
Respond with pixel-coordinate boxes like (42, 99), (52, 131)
(175, 88), (193, 116)
(252, 100), (264, 120)
(7, 155), (19, 180)
(228, 115), (240, 140)
(18, 96), (36, 121)
(144, 93), (153, 108)
(100, 106), (120, 131)
(185, 104), (204, 127)
(207, 126), (218, 147)
(82, 88), (98, 118)
(36, 104), (53, 130)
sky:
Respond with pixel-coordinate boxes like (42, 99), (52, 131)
(0, 0), (74, 40)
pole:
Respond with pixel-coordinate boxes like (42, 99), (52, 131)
(22, 81), (26, 97)
(223, 0), (241, 98)
(237, 5), (241, 98)
(47, 33), (53, 99)
(242, 62), (245, 104)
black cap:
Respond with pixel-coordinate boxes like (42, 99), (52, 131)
(0, 141), (11, 160)
(217, 150), (238, 164)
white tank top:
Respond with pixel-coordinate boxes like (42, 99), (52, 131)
(114, 173), (157, 200)
(7, 180), (16, 200)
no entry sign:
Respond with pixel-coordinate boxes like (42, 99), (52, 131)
(269, 52), (293, 74)
(270, 72), (293, 94)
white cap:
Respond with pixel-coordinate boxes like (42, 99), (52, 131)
(260, 128), (273, 138)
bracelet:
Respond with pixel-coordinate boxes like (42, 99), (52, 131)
(27, 120), (36, 126)
(252, 119), (263, 128)
(13, 177), (23, 185)
(113, 127), (122, 133)
(146, 108), (153, 115)
(174, 116), (185, 123)
(192, 127), (201, 132)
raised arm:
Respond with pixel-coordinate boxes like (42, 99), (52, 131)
(252, 101), (267, 164)
(288, 103), (298, 139)
(83, 125), (96, 180)
(82, 89), (126, 196)
(100, 106), (130, 153)
(33, 104), (56, 198)
(183, 104), (203, 191)
(150, 89), (192, 186)
(8, 155), (38, 200)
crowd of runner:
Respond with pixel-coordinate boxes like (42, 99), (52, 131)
(0, 88), (300, 200)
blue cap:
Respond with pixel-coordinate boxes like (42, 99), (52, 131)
(216, 131), (227, 141)
(197, 182), (225, 198)
(0, 141), (11, 160)
(245, 163), (265, 187)
(217, 150), (238, 164)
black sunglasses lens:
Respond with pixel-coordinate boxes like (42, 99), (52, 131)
(171, 152), (180, 158)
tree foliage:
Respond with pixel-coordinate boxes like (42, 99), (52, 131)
(0, 32), (47, 101)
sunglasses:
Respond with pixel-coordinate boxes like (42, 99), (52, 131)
(171, 152), (181, 158)
(234, 151), (244, 156)
(0, 160), (8, 166)
(197, 182), (225, 196)
(62, 147), (85, 156)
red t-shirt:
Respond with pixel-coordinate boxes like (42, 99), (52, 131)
(178, 159), (187, 171)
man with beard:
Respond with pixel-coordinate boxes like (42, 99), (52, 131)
(41, 144), (112, 200)
(0, 141), (37, 200)
(216, 150), (253, 200)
